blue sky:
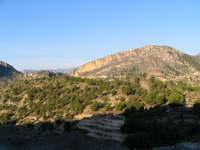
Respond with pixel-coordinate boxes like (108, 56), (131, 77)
(0, 0), (200, 70)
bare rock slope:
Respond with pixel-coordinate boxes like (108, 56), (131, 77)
(71, 45), (200, 79)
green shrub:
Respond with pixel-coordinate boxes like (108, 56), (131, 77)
(104, 103), (112, 111)
(144, 92), (156, 105)
(90, 101), (102, 111)
(193, 98), (200, 116)
(65, 108), (72, 120)
(111, 89), (117, 96)
(131, 100), (143, 111)
(120, 96), (125, 102)
(115, 102), (124, 111)
(168, 88), (184, 106)
(149, 76), (155, 83)
(122, 85), (136, 95)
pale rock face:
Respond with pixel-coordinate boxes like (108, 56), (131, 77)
(71, 45), (200, 79)
(76, 114), (126, 142)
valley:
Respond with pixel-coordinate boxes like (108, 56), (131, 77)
(1, 46), (200, 149)
(1, 73), (200, 149)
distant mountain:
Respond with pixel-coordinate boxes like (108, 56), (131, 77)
(0, 61), (22, 87)
(0, 61), (61, 88)
(22, 70), (60, 79)
(48, 68), (75, 74)
(71, 45), (200, 80)
(0, 61), (21, 78)
(21, 69), (39, 73)
(21, 68), (75, 74)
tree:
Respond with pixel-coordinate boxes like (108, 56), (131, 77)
(142, 72), (147, 78)
(120, 96), (126, 102)
(111, 89), (117, 96)
(131, 100), (143, 111)
(90, 101), (102, 111)
(24, 80), (29, 84)
(104, 103), (112, 111)
(122, 85), (135, 95)
(155, 94), (165, 105)
(55, 110), (62, 120)
(134, 76), (140, 85)
(149, 76), (155, 83)
(115, 102), (124, 111)
(65, 108), (72, 120)
(168, 88), (184, 106)
(193, 98), (200, 116)
(144, 92), (156, 105)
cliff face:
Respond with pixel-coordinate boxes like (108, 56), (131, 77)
(71, 45), (200, 79)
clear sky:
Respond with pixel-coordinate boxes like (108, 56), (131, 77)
(0, 0), (200, 70)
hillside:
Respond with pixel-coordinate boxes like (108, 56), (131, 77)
(2, 74), (200, 123)
(193, 54), (200, 64)
(0, 61), (21, 77)
(71, 45), (200, 80)
(2, 63), (200, 149)
(0, 61), (22, 87)
(1, 75), (200, 149)
(0, 61), (60, 88)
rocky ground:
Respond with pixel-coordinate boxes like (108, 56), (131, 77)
(0, 125), (127, 150)
(1, 125), (200, 150)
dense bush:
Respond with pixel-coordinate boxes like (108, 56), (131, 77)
(193, 98), (200, 116)
(144, 92), (157, 105)
(0, 113), (16, 125)
(122, 85), (136, 95)
(121, 106), (200, 149)
(104, 103), (112, 111)
(168, 88), (184, 106)
(90, 101), (102, 111)
(115, 102), (124, 111)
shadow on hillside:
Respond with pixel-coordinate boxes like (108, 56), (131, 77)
(0, 113), (126, 150)
(1, 105), (200, 150)
(120, 104), (200, 149)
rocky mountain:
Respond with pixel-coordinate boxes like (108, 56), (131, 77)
(0, 61), (21, 77)
(21, 68), (75, 74)
(193, 54), (200, 64)
(71, 45), (200, 80)
(0, 61), (60, 88)
(22, 70), (59, 79)
(0, 61), (22, 87)
(48, 68), (75, 74)
(21, 69), (38, 73)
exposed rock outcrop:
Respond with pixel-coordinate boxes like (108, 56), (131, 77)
(76, 114), (126, 142)
(71, 45), (200, 79)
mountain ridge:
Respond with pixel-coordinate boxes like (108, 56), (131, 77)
(21, 68), (75, 74)
(0, 61), (60, 88)
(71, 45), (200, 80)
(0, 61), (21, 77)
